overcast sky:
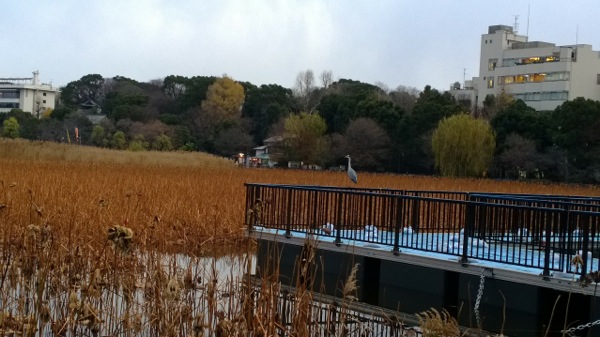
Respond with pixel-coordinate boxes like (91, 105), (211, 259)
(3, 1), (599, 92)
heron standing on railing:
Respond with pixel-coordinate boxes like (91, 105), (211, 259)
(345, 155), (357, 184)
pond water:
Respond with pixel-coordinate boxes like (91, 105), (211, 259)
(0, 252), (257, 337)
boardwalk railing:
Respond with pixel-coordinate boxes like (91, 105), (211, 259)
(252, 281), (422, 337)
(245, 183), (600, 278)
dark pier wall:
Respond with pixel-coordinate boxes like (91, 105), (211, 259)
(255, 238), (600, 337)
(256, 237), (367, 299)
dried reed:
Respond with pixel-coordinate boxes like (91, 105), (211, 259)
(1, 139), (599, 336)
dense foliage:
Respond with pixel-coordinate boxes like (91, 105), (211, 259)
(1, 72), (600, 183)
(432, 114), (495, 177)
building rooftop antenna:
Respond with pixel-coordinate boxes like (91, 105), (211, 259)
(513, 15), (519, 34)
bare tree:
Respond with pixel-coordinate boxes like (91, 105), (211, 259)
(374, 81), (393, 102)
(320, 70), (333, 89)
(34, 96), (45, 118)
(374, 81), (390, 94)
(338, 118), (390, 170)
(479, 86), (514, 120)
(497, 133), (546, 178)
(390, 85), (420, 113)
(294, 70), (316, 112)
(97, 78), (116, 106)
(148, 78), (164, 88)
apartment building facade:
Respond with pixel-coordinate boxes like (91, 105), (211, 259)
(0, 71), (59, 117)
(476, 24), (600, 111)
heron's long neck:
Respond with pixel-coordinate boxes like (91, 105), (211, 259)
(347, 158), (351, 168)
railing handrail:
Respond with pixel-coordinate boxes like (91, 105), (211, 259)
(246, 183), (568, 212)
(245, 183), (600, 203)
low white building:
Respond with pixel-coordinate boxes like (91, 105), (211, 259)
(475, 24), (600, 111)
(249, 136), (283, 167)
(448, 79), (478, 110)
(0, 71), (59, 117)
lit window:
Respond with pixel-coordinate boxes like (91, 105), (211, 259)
(487, 78), (494, 88)
(534, 73), (546, 82)
(488, 58), (498, 71)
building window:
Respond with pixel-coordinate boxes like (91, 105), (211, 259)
(487, 78), (494, 88)
(537, 91), (569, 101)
(0, 102), (19, 109)
(597, 74), (600, 85)
(499, 72), (569, 85)
(43, 100), (46, 104)
(545, 72), (569, 81)
(499, 76), (514, 85)
(0, 90), (19, 99)
(488, 58), (498, 71)
(43, 93), (47, 96)
(502, 55), (560, 67)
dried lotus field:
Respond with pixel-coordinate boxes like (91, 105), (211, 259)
(0, 139), (599, 336)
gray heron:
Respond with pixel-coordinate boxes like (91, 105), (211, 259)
(345, 155), (357, 184)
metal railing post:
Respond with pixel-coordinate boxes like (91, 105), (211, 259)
(393, 195), (404, 255)
(478, 198), (487, 240)
(542, 214), (552, 277)
(285, 188), (292, 238)
(461, 195), (474, 264)
(246, 184), (261, 231)
(581, 213), (590, 279)
(559, 209), (569, 274)
(312, 190), (318, 233)
(335, 191), (343, 246)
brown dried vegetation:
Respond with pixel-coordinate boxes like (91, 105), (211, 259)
(1, 138), (599, 336)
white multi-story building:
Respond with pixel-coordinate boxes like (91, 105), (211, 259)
(0, 71), (59, 117)
(476, 24), (600, 111)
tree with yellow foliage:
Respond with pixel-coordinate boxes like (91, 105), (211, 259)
(196, 76), (246, 149)
(431, 114), (495, 177)
(200, 76), (245, 124)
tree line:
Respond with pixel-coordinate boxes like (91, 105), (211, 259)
(1, 71), (600, 183)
